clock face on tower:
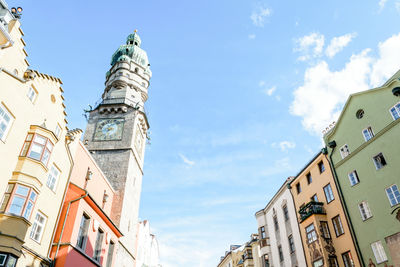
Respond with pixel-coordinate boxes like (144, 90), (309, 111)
(94, 118), (125, 141)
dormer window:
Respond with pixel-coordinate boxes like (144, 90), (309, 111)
(134, 42), (138, 46)
(129, 41), (133, 45)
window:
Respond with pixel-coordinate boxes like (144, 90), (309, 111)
(278, 245), (284, 262)
(20, 133), (54, 166)
(320, 221), (331, 239)
(0, 254), (17, 267)
(328, 257), (339, 267)
(55, 124), (62, 139)
(371, 241), (388, 264)
(362, 127), (374, 141)
(260, 226), (266, 239)
(46, 165), (60, 191)
(311, 194), (318, 202)
(306, 223), (317, 243)
(373, 153), (387, 170)
(356, 109), (364, 119)
(288, 235), (295, 253)
(342, 251), (354, 267)
(332, 215), (344, 236)
(282, 205), (289, 221)
(77, 214), (90, 250)
(93, 228), (104, 262)
(27, 87), (37, 103)
(306, 173), (312, 184)
(348, 171), (359, 186)
(340, 145), (350, 159)
(313, 259), (323, 267)
(106, 241), (115, 267)
(385, 184), (400, 206)
(30, 212), (47, 243)
(389, 102), (400, 120)
(318, 161), (325, 173)
(0, 103), (13, 141)
(323, 184), (335, 203)
(358, 201), (372, 220)
(0, 184), (37, 219)
(273, 215), (279, 231)
(296, 183), (301, 194)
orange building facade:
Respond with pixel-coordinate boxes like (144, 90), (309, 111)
(289, 152), (361, 267)
(50, 130), (122, 267)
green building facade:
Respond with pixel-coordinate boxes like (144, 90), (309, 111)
(324, 71), (400, 266)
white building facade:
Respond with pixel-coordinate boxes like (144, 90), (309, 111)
(135, 220), (161, 267)
(255, 179), (306, 267)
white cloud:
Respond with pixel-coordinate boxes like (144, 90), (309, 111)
(294, 33), (325, 61)
(248, 34), (256, 39)
(258, 80), (266, 87)
(379, 0), (388, 10)
(263, 86), (276, 96)
(290, 32), (400, 135)
(250, 6), (272, 27)
(272, 141), (296, 152)
(396, 1), (400, 12)
(325, 33), (357, 58)
(179, 153), (195, 166)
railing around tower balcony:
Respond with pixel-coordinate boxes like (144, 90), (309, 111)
(298, 201), (326, 222)
(91, 97), (147, 114)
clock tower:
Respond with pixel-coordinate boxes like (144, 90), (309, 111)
(83, 30), (151, 266)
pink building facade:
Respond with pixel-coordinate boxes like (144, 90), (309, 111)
(50, 130), (122, 267)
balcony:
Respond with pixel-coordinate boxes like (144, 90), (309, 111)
(0, 213), (31, 257)
(260, 237), (270, 248)
(299, 201), (326, 222)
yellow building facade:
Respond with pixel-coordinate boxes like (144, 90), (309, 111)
(0, 2), (71, 266)
(289, 152), (361, 267)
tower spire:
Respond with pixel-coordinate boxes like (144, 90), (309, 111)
(102, 30), (152, 111)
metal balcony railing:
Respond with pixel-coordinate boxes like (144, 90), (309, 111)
(299, 201), (326, 222)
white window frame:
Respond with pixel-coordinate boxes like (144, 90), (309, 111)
(362, 126), (374, 142)
(371, 241), (388, 264)
(0, 103), (14, 142)
(348, 171), (360, 186)
(358, 201), (372, 221)
(0, 253), (6, 265)
(323, 184), (335, 203)
(385, 184), (400, 207)
(306, 223), (317, 243)
(46, 165), (60, 192)
(340, 144), (350, 159)
(372, 153), (387, 170)
(27, 86), (38, 103)
(389, 102), (400, 120)
(30, 211), (47, 243)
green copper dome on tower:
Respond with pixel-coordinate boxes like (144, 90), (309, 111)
(109, 30), (151, 76)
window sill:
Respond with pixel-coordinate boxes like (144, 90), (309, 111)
(362, 216), (373, 222)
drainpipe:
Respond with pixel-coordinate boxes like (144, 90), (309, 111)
(52, 190), (88, 266)
(325, 142), (365, 267)
(46, 134), (75, 261)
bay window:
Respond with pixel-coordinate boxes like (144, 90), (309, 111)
(0, 183), (37, 220)
(20, 133), (53, 166)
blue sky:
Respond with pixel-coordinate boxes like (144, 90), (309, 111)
(9, 0), (400, 266)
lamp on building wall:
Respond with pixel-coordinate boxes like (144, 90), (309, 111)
(102, 190), (109, 209)
(84, 168), (92, 189)
(10, 7), (23, 19)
